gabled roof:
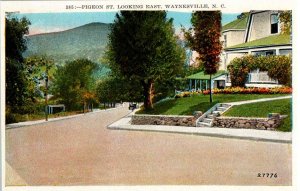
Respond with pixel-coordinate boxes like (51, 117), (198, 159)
(222, 13), (249, 32)
(225, 34), (291, 50)
(187, 70), (227, 80)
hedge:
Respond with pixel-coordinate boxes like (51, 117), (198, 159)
(227, 55), (292, 87)
(174, 87), (292, 98)
(202, 87), (292, 95)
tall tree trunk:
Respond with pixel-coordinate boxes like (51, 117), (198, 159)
(209, 74), (212, 103)
(142, 79), (154, 110)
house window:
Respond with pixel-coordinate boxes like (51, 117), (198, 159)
(253, 50), (275, 56)
(271, 14), (279, 34)
(266, 51), (274, 56)
(224, 35), (227, 47)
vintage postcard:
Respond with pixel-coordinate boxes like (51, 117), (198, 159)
(0, 0), (298, 190)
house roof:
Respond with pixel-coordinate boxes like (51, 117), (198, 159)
(225, 34), (291, 50)
(186, 70), (227, 80)
(222, 13), (249, 32)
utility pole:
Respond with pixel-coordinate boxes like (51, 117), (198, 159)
(45, 65), (49, 121)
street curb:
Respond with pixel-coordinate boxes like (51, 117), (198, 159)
(108, 126), (292, 144)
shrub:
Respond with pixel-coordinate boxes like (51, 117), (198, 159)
(174, 94), (182, 98)
(5, 112), (28, 124)
(267, 56), (292, 86)
(227, 56), (252, 87)
(174, 91), (192, 98)
(182, 92), (191, 97)
(227, 55), (292, 87)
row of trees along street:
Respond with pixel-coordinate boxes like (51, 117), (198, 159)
(5, 11), (223, 123)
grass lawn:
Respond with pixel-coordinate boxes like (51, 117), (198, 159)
(223, 98), (292, 132)
(137, 94), (289, 116)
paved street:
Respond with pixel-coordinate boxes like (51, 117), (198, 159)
(6, 106), (292, 186)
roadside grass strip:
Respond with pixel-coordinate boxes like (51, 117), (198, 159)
(223, 98), (292, 132)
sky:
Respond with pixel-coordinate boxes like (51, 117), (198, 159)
(16, 11), (240, 35)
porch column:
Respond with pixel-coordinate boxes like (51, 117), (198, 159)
(200, 80), (202, 90)
(195, 80), (197, 91)
(275, 49), (280, 55)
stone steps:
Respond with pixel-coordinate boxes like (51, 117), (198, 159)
(197, 103), (232, 127)
(207, 114), (217, 119)
(203, 118), (213, 123)
(212, 110), (221, 115)
(197, 121), (211, 127)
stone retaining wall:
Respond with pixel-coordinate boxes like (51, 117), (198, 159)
(131, 114), (197, 127)
(212, 113), (283, 130)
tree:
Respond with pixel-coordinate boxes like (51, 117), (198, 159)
(96, 76), (143, 106)
(51, 59), (99, 111)
(106, 11), (185, 109)
(5, 15), (31, 112)
(184, 11), (222, 103)
(5, 15), (30, 62)
(25, 55), (55, 120)
(279, 11), (292, 35)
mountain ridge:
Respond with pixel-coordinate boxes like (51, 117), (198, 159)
(24, 22), (111, 63)
(24, 22), (111, 77)
(27, 22), (112, 37)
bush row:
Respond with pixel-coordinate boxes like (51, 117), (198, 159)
(174, 87), (292, 98)
(202, 87), (292, 95)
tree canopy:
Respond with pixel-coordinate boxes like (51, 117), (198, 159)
(184, 11), (222, 102)
(106, 11), (185, 109)
(6, 16), (31, 62)
(184, 11), (222, 75)
(5, 15), (31, 112)
(51, 59), (99, 110)
(279, 11), (292, 35)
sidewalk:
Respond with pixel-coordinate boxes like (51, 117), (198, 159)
(225, 95), (292, 105)
(108, 111), (292, 144)
(6, 105), (125, 129)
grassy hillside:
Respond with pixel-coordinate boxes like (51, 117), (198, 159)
(24, 22), (111, 77)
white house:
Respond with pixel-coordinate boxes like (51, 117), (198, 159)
(220, 10), (292, 88)
(185, 10), (291, 90)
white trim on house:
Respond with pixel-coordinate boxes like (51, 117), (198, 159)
(225, 82), (283, 88)
(225, 45), (292, 53)
(245, 83), (282, 88)
(244, 11), (253, 43)
(222, 29), (245, 33)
